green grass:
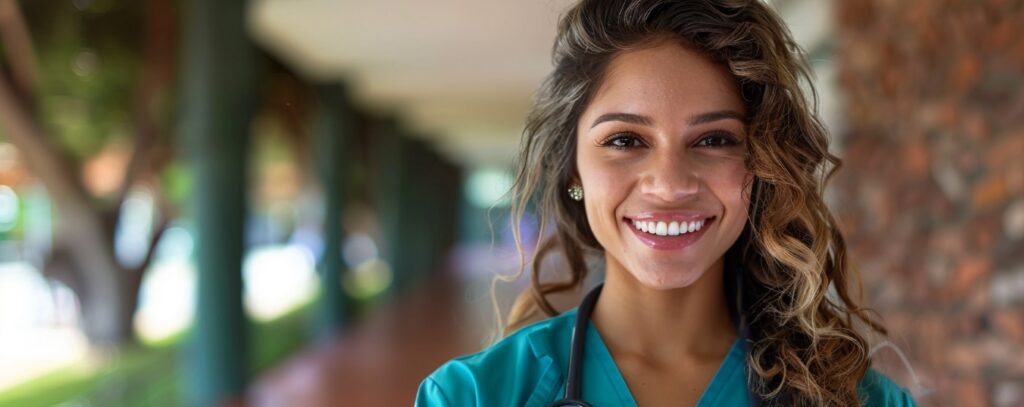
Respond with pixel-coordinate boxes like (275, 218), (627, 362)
(0, 305), (313, 407)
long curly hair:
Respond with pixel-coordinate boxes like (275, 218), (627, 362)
(497, 0), (889, 405)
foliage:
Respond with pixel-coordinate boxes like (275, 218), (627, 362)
(21, 0), (146, 163)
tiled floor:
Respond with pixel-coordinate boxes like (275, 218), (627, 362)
(247, 275), (490, 406)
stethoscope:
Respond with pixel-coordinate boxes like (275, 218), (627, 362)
(547, 277), (765, 407)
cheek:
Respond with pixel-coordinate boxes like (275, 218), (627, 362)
(581, 174), (625, 227)
(577, 156), (632, 243)
(714, 166), (753, 221)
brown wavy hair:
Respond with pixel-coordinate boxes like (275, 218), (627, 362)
(497, 0), (889, 405)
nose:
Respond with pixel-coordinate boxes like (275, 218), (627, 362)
(639, 153), (701, 203)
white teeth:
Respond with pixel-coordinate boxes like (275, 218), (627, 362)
(634, 218), (708, 236)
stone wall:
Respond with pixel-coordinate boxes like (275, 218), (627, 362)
(833, 0), (1024, 405)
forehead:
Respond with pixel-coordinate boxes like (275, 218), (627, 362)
(584, 40), (744, 120)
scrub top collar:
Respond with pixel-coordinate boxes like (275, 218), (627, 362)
(525, 308), (748, 407)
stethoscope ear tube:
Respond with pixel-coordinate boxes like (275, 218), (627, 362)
(548, 283), (603, 407)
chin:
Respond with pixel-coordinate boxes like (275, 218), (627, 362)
(628, 262), (709, 290)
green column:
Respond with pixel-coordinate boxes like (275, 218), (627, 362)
(433, 156), (462, 267)
(372, 119), (407, 295)
(312, 83), (353, 335)
(398, 139), (459, 286)
(398, 137), (423, 285)
(180, 0), (255, 405)
(415, 146), (438, 278)
(414, 144), (445, 279)
(373, 124), (463, 292)
(401, 137), (436, 287)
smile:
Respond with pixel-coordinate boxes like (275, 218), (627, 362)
(623, 214), (715, 250)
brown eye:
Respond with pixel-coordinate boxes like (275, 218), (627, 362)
(601, 133), (644, 150)
(696, 132), (738, 148)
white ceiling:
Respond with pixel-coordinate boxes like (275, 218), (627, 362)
(248, 0), (832, 169)
(249, 0), (576, 169)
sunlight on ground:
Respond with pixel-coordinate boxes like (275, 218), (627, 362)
(134, 242), (320, 341)
(0, 262), (89, 392)
(0, 240), (321, 394)
(133, 255), (196, 343)
(0, 328), (91, 391)
(243, 245), (318, 322)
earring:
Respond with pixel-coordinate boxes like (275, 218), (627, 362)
(567, 183), (584, 201)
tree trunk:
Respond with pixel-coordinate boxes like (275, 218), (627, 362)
(46, 204), (137, 346)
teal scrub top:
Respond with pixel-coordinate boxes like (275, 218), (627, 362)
(416, 308), (917, 406)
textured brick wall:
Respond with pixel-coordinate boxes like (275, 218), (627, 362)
(833, 1), (1024, 405)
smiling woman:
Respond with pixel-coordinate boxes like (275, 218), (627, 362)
(417, 1), (917, 406)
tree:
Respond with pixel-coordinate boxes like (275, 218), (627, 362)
(0, 0), (176, 346)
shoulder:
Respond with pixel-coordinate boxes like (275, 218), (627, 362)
(415, 311), (576, 407)
(856, 368), (918, 406)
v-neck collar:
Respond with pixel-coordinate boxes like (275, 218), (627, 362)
(583, 320), (746, 406)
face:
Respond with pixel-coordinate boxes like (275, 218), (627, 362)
(575, 40), (753, 290)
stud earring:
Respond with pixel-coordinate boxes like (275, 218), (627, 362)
(567, 183), (584, 201)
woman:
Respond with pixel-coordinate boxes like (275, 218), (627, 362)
(418, 0), (917, 405)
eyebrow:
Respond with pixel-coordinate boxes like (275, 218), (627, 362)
(589, 110), (746, 129)
(689, 110), (746, 125)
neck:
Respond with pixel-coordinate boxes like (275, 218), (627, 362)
(591, 256), (737, 363)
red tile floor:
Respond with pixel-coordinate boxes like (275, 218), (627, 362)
(247, 275), (490, 406)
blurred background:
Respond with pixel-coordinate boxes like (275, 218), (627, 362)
(0, 0), (1020, 406)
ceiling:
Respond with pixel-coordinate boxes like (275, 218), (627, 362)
(248, 0), (832, 169)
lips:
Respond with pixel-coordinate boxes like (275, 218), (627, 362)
(623, 214), (715, 251)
